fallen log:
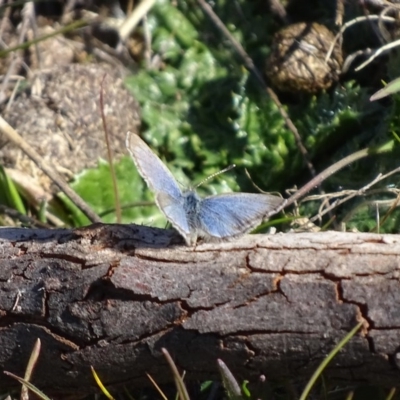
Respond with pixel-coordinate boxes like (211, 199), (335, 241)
(0, 224), (399, 396)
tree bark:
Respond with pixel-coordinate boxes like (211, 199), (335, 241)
(0, 223), (399, 396)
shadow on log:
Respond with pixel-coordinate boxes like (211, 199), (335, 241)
(0, 223), (399, 396)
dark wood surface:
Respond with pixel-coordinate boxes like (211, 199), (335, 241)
(1, 224), (399, 395)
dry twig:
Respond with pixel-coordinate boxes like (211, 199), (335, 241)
(119, 0), (157, 42)
(325, 15), (396, 63)
(307, 166), (400, 224)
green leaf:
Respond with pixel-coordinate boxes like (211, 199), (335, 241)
(151, 0), (198, 49)
(241, 380), (251, 398)
(61, 157), (168, 228)
(0, 165), (26, 214)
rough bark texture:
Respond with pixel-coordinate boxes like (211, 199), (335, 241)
(0, 224), (399, 395)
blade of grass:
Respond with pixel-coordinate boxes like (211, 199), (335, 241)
(91, 366), (115, 400)
(4, 371), (51, 400)
(299, 322), (363, 400)
(345, 390), (354, 400)
(162, 348), (190, 400)
(0, 165), (26, 214)
(385, 387), (396, 400)
(38, 200), (47, 223)
(123, 385), (137, 400)
(217, 359), (244, 400)
(241, 381), (250, 398)
(146, 373), (168, 400)
(21, 339), (41, 400)
(175, 372), (186, 400)
(370, 79), (398, 101)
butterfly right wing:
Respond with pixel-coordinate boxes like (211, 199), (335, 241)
(198, 193), (284, 239)
(126, 132), (191, 239)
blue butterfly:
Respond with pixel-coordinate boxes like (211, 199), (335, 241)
(126, 132), (284, 245)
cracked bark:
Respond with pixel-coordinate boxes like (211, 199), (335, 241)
(0, 223), (399, 396)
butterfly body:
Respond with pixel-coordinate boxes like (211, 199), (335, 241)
(126, 132), (284, 246)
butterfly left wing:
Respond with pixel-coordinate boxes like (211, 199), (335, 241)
(126, 132), (192, 239)
(198, 193), (284, 239)
(126, 132), (183, 199)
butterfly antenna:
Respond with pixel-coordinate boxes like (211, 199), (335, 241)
(195, 164), (236, 188)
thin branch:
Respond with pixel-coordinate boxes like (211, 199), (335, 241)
(325, 15), (396, 63)
(355, 37), (400, 71)
(308, 165), (400, 223)
(266, 140), (395, 218)
(100, 75), (121, 223)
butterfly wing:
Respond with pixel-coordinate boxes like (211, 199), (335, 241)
(126, 132), (182, 196)
(157, 191), (192, 240)
(126, 132), (191, 239)
(198, 193), (284, 239)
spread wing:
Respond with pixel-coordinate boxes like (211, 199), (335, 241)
(198, 193), (283, 239)
(126, 132), (182, 198)
(126, 132), (191, 239)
